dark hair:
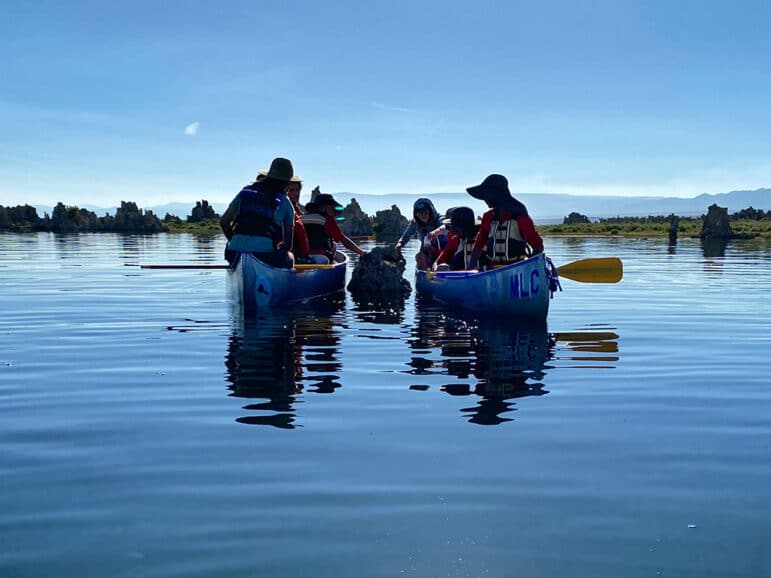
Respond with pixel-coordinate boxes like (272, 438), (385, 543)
(261, 177), (289, 195)
(450, 206), (475, 235)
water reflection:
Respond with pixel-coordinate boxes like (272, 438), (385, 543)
(409, 307), (553, 424)
(224, 299), (344, 428)
(701, 238), (729, 258)
(409, 306), (620, 425)
(352, 304), (405, 325)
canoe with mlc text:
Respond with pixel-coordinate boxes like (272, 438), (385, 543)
(415, 253), (555, 320)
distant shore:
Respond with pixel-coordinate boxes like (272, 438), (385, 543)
(2, 200), (769, 239)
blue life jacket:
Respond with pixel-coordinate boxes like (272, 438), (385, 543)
(233, 183), (281, 242)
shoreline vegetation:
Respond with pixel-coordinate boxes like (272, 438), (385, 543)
(1, 199), (770, 240)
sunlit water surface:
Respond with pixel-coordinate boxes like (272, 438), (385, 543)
(1, 233), (770, 577)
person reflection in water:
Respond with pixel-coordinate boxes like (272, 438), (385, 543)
(224, 303), (344, 428)
(225, 320), (301, 429)
(409, 311), (621, 425)
(409, 311), (554, 425)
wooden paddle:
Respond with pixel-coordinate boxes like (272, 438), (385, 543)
(139, 263), (335, 270)
(556, 257), (622, 283)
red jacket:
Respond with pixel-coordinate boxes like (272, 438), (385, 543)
(472, 209), (544, 256)
(292, 213), (310, 257)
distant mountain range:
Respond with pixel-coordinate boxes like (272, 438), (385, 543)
(30, 187), (771, 224)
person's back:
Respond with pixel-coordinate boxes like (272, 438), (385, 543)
(301, 211), (334, 262)
(479, 208), (538, 265)
(220, 157), (296, 268)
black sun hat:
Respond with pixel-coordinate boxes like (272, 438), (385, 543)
(466, 174), (528, 216)
(313, 193), (344, 212)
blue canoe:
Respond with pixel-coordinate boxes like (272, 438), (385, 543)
(415, 253), (556, 321)
(228, 252), (348, 313)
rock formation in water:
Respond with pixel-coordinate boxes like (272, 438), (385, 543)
(347, 245), (411, 304)
(111, 201), (168, 233)
(372, 205), (409, 243)
(187, 200), (219, 222)
(563, 211), (590, 225)
(0, 204), (43, 232)
(700, 204), (734, 239)
(340, 198), (373, 237)
(668, 213), (679, 241)
(50, 203), (106, 233)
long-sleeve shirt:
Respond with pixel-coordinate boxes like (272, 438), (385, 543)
(292, 213), (310, 257)
(472, 209), (544, 255)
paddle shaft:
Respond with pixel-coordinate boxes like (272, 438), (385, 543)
(139, 263), (335, 270)
(140, 264), (229, 269)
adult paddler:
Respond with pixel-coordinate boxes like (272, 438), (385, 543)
(466, 174), (544, 270)
(220, 157), (296, 268)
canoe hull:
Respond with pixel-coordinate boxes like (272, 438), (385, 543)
(229, 253), (348, 314)
(415, 253), (551, 320)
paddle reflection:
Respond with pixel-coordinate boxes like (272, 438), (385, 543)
(224, 299), (344, 428)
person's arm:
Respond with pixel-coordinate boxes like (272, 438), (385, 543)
(396, 220), (418, 250)
(279, 197), (295, 250)
(220, 197), (239, 240)
(293, 218), (310, 256)
(328, 218), (365, 255)
(434, 235), (459, 267)
(341, 234), (365, 256)
(516, 215), (544, 254)
(467, 213), (492, 269)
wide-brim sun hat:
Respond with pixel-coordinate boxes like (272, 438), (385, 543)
(313, 193), (344, 212)
(466, 174), (510, 201)
(257, 157), (294, 182)
(466, 173), (528, 216)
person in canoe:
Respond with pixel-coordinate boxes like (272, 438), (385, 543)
(220, 157), (296, 268)
(433, 206), (478, 271)
(302, 193), (366, 262)
(286, 176), (328, 265)
(395, 198), (443, 270)
(466, 174), (544, 270)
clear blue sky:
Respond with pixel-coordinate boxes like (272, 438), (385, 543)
(2, 0), (771, 207)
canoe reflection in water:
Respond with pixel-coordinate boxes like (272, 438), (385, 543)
(224, 299), (344, 428)
(409, 305), (619, 425)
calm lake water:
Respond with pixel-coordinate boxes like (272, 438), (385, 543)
(1, 232), (770, 578)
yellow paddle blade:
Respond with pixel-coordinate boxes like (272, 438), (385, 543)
(294, 264), (335, 270)
(556, 257), (623, 283)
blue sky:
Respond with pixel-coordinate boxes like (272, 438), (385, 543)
(2, 0), (771, 208)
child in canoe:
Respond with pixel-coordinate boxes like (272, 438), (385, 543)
(433, 206), (478, 271)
